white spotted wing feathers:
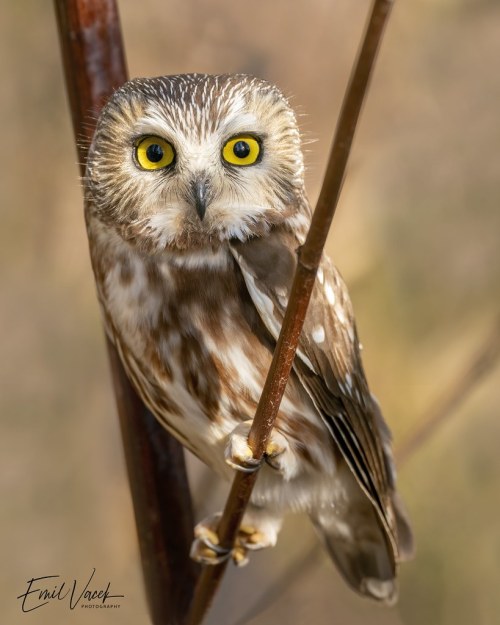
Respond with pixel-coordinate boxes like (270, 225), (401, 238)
(230, 227), (410, 559)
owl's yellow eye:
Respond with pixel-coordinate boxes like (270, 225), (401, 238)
(135, 136), (175, 170)
(222, 136), (261, 166)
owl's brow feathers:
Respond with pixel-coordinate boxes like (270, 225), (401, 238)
(120, 74), (291, 137)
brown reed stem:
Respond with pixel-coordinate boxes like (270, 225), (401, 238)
(54, 2), (199, 623)
(185, 1), (395, 623)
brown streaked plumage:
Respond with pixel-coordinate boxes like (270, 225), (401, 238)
(85, 73), (413, 602)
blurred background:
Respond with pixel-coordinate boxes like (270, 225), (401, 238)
(1, 0), (499, 624)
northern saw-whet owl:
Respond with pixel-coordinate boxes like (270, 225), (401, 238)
(85, 73), (414, 603)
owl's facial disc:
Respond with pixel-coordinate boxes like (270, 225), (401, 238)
(87, 74), (307, 253)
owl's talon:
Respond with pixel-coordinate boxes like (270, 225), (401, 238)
(236, 526), (272, 551)
(194, 513), (223, 548)
(225, 456), (262, 473)
(191, 510), (279, 567)
(190, 538), (231, 565)
(194, 517), (220, 548)
(242, 529), (266, 546)
(239, 524), (258, 536)
(224, 420), (263, 473)
(191, 513), (231, 565)
(225, 420), (295, 477)
(266, 440), (284, 457)
(232, 546), (250, 567)
(264, 437), (286, 471)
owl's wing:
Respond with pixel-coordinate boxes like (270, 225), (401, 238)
(229, 228), (399, 552)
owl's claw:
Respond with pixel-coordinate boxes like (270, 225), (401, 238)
(238, 524), (272, 550)
(194, 515), (223, 550)
(190, 513), (276, 568)
(224, 421), (262, 473)
(225, 420), (290, 475)
(225, 455), (262, 473)
(190, 538), (231, 565)
(191, 513), (232, 565)
(263, 431), (288, 472)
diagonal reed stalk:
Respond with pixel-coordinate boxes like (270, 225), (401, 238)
(186, 1), (396, 623)
(53, 2), (199, 623)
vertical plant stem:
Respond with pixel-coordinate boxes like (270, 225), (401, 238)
(54, 2), (199, 623)
(186, 1), (395, 624)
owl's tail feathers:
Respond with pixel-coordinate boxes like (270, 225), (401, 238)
(392, 490), (415, 562)
(310, 508), (398, 604)
(310, 509), (398, 604)
(368, 393), (415, 563)
(310, 484), (415, 603)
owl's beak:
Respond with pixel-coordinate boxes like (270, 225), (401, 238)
(191, 177), (210, 221)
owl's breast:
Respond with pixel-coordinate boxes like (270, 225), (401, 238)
(88, 217), (334, 479)
(89, 217), (276, 463)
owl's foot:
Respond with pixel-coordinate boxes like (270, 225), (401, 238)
(224, 421), (262, 473)
(190, 513), (234, 566)
(236, 505), (283, 565)
(190, 511), (279, 568)
(225, 420), (295, 479)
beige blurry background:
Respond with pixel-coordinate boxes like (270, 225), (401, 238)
(1, 1), (500, 624)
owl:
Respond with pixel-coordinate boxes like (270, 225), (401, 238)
(85, 73), (413, 603)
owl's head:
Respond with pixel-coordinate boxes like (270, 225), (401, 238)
(85, 74), (308, 255)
